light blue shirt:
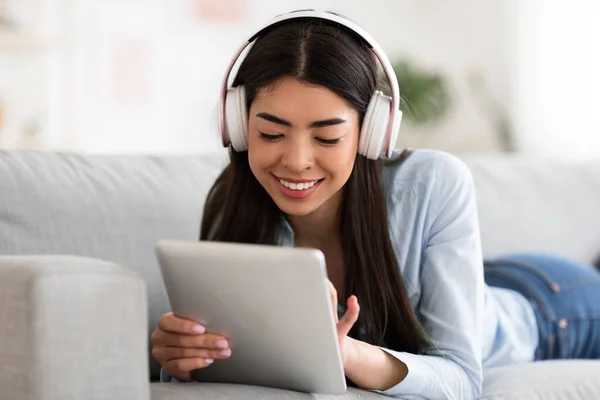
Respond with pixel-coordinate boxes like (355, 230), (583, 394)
(276, 149), (538, 399)
(161, 149), (539, 400)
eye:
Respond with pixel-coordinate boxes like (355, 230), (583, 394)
(316, 137), (341, 145)
(259, 132), (283, 141)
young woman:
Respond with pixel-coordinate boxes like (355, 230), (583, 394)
(151, 10), (600, 399)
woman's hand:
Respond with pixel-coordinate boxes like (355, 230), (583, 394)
(326, 279), (360, 370)
(151, 312), (232, 382)
(325, 280), (408, 390)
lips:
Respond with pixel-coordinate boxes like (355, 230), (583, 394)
(271, 174), (323, 200)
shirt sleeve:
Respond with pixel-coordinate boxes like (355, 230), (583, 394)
(376, 154), (484, 399)
(159, 367), (179, 383)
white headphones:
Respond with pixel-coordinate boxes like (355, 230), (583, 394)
(218, 10), (402, 160)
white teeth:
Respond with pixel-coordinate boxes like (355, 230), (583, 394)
(278, 179), (319, 190)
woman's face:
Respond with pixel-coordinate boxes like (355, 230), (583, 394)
(247, 76), (359, 217)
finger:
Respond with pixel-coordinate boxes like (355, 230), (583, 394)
(337, 295), (360, 337)
(153, 345), (232, 362)
(152, 330), (229, 349)
(158, 312), (205, 335)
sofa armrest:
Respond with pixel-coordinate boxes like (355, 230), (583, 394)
(0, 255), (150, 400)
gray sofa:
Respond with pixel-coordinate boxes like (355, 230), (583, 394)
(1, 149), (600, 400)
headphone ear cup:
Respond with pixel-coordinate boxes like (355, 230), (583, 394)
(359, 91), (391, 159)
(225, 85), (249, 151)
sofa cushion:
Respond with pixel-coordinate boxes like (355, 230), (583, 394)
(462, 154), (600, 264)
(151, 359), (600, 400)
(151, 383), (389, 400)
(481, 360), (600, 399)
(0, 149), (228, 380)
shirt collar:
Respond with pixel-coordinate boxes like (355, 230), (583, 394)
(276, 213), (296, 247)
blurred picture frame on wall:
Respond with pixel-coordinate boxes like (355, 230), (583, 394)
(0, 0), (6, 26)
(0, 0), (16, 29)
(195, 0), (245, 22)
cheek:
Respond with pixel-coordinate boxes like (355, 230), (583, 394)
(247, 149), (264, 180)
(341, 135), (359, 166)
(247, 139), (275, 179)
(322, 144), (357, 181)
(247, 136), (260, 175)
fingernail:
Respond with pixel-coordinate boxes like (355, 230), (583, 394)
(192, 325), (205, 334)
(219, 348), (232, 357)
(216, 339), (228, 349)
(205, 358), (214, 364)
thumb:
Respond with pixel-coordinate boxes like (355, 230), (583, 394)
(337, 295), (360, 337)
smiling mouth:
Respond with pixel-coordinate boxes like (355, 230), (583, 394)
(272, 175), (324, 191)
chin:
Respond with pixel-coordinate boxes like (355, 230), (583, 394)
(274, 201), (318, 217)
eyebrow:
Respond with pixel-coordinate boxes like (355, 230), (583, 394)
(256, 112), (346, 128)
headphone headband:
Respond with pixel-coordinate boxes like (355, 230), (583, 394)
(219, 10), (401, 158)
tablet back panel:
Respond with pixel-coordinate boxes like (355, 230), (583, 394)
(155, 239), (347, 394)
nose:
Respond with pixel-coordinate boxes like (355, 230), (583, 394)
(280, 138), (313, 173)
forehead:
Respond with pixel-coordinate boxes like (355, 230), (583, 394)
(252, 77), (356, 119)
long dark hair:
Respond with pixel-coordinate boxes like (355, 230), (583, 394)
(201, 18), (427, 354)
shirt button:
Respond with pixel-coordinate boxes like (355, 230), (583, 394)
(559, 319), (568, 329)
(551, 283), (561, 292)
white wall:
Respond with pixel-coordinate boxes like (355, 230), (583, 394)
(3, 0), (599, 160)
(512, 0), (600, 160)
(61, 0), (517, 154)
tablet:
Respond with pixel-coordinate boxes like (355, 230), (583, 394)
(155, 239), (347, 394)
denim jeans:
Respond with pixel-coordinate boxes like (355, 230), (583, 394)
(484, 252), (600, 360)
